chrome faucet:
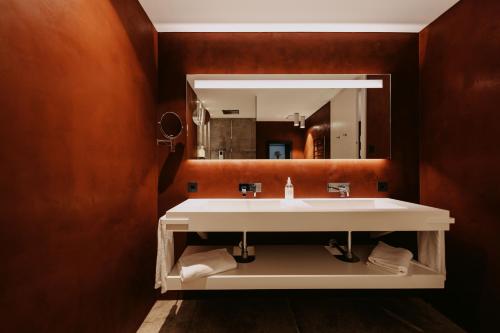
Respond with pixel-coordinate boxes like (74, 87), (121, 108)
(327, 183), (350, 197)
(239, 183), (262, 198)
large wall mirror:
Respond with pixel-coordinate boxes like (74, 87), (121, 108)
(186, 74), (390, 160)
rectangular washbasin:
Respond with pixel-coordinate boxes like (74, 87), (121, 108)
(168, 198), (407, 213)
(300, 198), (407, 210)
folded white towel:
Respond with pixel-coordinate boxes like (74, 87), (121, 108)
(368, 241), (413, 275)
(179, 248), (237, 282)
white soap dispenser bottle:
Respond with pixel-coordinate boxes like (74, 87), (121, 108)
(285, 177), (294, 199)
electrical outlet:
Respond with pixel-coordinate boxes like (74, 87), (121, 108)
(187, 182), (198, 193)
(377, 181), (389, 192)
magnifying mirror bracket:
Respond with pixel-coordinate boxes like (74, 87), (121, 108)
(157, 138), (176, 151)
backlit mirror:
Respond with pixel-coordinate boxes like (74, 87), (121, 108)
(186, 74), (390, 160)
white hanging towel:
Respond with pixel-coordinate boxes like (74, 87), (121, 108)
(418, 231), (446, 273)
(179, 248), (237, 283)
(155, 218), (175, 293)
(368, 241), (413, 275)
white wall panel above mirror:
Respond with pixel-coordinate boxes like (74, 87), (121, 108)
(186, 74), (390, 160)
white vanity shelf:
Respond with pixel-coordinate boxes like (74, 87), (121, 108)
(160, 198), (454, 291)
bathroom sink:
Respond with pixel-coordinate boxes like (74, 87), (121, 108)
(300, 198), (406, 210)
(163, 198), (453, 232)
(168, 198), (405, 212)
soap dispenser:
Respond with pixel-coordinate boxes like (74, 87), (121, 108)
(285, 177), (294, 199)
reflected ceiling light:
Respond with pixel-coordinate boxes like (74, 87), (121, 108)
(294, 113), (300, 127)
(194, 79), (383, 89)
(156, 23), (424, 33)
(300, 116), (305, 129)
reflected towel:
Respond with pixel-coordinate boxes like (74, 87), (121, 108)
(368, 241), (413, 275)
(179, 248), (237, 283)
(155, 218), (175, 293)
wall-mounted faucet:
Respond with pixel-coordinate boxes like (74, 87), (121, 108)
(239, 183), (262, 198)
(327, 183), (350, 198)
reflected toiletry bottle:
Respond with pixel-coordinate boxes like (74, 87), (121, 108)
(285, 177), (294, 199)
(197, 145), (206, 159)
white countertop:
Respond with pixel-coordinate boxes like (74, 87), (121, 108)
(161, 198), (453, 232)
(167, 198), (445, 213)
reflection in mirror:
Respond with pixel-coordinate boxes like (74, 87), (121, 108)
(186, 74), (390, 160)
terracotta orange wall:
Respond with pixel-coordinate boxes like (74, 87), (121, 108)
(419, 0), (500, 331)
(367, 75), (391, 158)
(157, 33), (419, 215)
(0, 1), (157, 332)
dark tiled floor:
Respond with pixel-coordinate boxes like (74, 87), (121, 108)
(138, 295), (466, 333)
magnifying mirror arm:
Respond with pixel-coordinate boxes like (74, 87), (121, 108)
(157, 138), (176, 152)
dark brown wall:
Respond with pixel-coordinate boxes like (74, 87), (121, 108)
(157, 32), (419, 215)
(304, 102), (331, 159)
(0, 1), (157, 332)
(419, 0), (500, 331)
(256, 122), (306, 159)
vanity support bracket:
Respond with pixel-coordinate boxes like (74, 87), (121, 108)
(234, 231), (255, 263)
(331, 231), (360, 263)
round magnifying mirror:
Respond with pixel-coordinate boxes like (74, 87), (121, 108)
(158, 112), (183, 151)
